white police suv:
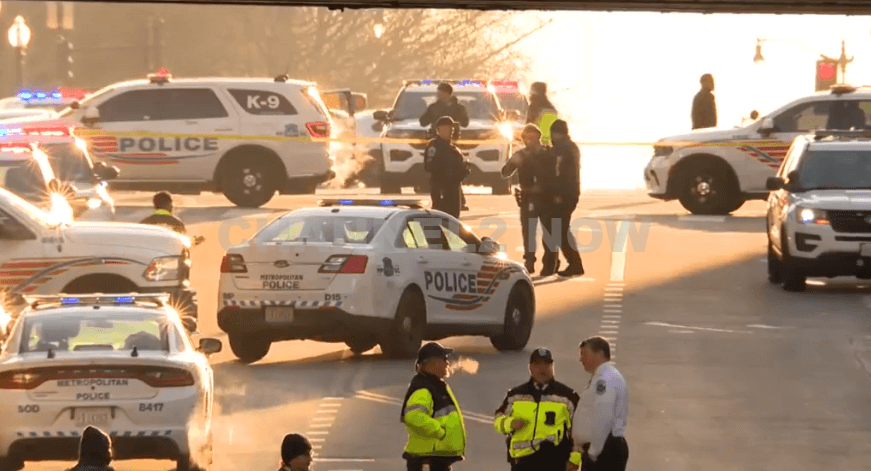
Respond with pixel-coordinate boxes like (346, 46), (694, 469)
(372, 80), (515, 195)
(41, 70), (335, 208)
(766, 130), (871, 291)
(647, 84), (871, 215)
(217, 199), (534, 363)
(0, 294), (221, 471)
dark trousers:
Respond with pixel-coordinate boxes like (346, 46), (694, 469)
(541, 199), (583, 274)
(510, 441), (570, 471)
(519, 197), (541, 271)
(581, 435), (629, 471)
(405, 457), (455, 471)
(431, 182), (462, 218)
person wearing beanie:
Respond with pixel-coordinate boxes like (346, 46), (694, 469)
(279, 433), (313, 471)
(525, 82), (559, 146)
(399, 342), (466, 471)
(66, 426), (114, 471)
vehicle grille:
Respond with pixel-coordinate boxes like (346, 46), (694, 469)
(828, 210), (871, 233)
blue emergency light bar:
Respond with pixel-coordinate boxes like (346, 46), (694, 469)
(26, 293), (170, 308)
(405, 79), (487, 87)
(17, 89), (65, 102)
(318, 198), (426, 209)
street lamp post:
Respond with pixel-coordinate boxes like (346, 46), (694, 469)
(7, 16), (31, 90)
(755, 37), (854, 83)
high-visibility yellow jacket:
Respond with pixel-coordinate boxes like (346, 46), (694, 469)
(494, 378), (582, 466)
(535, 108), (559, 146)
(400, 373), (466, 459)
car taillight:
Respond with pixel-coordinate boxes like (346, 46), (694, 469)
(319, 255), (368, 274)
(306, 121), (331, 138)
(0, 370), (42, 390)
(138, 367), (195, 388)
(221, 254), (247, 273)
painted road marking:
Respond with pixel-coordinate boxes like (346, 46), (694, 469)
(306, 397), (346, 457)
(646, 321), (752, 334)
(678, 215), (727, 222)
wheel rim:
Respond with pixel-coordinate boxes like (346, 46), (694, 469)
(511, 307), (522, 325)
(691, 175), (717, 203)
(401, 315), (413, 340)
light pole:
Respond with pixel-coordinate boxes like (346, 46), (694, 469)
(7, 16), (31, 90)
(755, 37), (854, 83)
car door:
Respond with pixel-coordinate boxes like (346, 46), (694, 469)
(0, 206), (45, 295)
(768, 141), (805, 251)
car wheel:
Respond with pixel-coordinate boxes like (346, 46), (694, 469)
(222, 156), (278, 208)
(780, 238), (807, 292)
(767, 239), (783, 284)
(490, 284), (534, 351)
(677, 160), (740, 215)
(379, 290), (425, 358)
(0, 458), (23, 471)
(228, 334), (271, 364)
(345, 337), (378, 355)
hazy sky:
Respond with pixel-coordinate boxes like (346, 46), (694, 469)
(515, 11), (871, 189)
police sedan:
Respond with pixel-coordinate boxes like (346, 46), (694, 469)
(0, 294), (221, 471)
(217, 199), (535, 363)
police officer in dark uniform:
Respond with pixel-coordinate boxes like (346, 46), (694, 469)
(420, 83), (470, 210)
(541, 120), (583, 277)
(139, 191), (187, 234)
(424, 116), (468, 218)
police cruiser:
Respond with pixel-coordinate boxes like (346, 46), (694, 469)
(217, 198), (535, 363)
(766, 130), (871, 291)
(23, 71), (335, 208)
(0, 187), (197, 318)
(646, 84), (871, 215)
(0, 294), (220, 471)
(372, 80), (515, 195)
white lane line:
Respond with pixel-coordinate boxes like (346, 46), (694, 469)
(678, 215), (727, 222)
(603, 314), (622, 318)
(306, 431), (329, 435)
(602, 320), (620, 324)
(610, 250), (626, 282)
(310, 423), (333, 428)
(604, 304), (623, 308)
(645, 321), (752, 334)
(309, 438), (326, 443)
(604, 309), (623, 313)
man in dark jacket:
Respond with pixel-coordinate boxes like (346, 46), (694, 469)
(420, 83), (470, 131)
(691, 74), (717, 129)
(526, 82), (559, 146)
(424, 116), (468, 218)
(139, 191), (186, 234)
(541, 120), (584, 277)
(278, 433), (313, 471)
(65, 426), (114, 471)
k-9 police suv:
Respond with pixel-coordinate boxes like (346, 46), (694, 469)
(0, 294), (221, 471)
(646, 84), (871, 215)
(372, 80), (515, 195)
(0, 187), (197, 317)
(217, 199), (535, 363)
(43, 70), (334, 208)
(766, 130), (871, 291)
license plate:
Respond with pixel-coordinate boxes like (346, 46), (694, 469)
(862, 244), (871, 257)
(75, 407), (112, 428)
(265, 307), (294, 323)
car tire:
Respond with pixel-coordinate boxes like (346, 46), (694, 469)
(780, 238), (807, 292)
(379, 290), (425, 359)
(490, 284), (534, 351)
(677, 160), (740, 215)
(228, 334), (271, 364)
(346, 337), (378, 355)
(0, 458), (23, 471)
(176, 454), (206, 471)
(222, 156), (278, 208)
(767, 239), (783, 284)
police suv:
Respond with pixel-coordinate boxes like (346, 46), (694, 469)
(43, 70), (334, 208)
(0, 187), (197, 317)
(766, 130), (871, 291)
(217, 199), (535, 363)
(646, 84), (871, 215)
(0, 294), (220, 471)
(372, 80), (515, 195)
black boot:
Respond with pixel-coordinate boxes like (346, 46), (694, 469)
(558, 259), (584, 277)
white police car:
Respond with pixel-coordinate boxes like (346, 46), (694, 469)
(372, 80), (515, 195)
(0, 294), (221, 471)
(766, 130), (871, 291)
(33, 70), (334, 208)
(217, 199), (535, 363)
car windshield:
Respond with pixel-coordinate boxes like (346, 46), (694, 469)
(0, 186), (62, 228)
(497, 92), (528, 115)
(254, 214), (386, 244)
(20, 311), (169, 353)
(798, 150), (871, 190)
(393, 90), (500, 121)
(41, 142), (94, 183)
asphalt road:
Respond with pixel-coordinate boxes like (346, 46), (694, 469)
(22, 189), (871, 471)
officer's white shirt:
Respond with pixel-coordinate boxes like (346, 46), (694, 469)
(572, 362), (628, 459)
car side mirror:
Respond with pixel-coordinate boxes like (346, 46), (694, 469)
(373, 110), (390, 121)
(759, 117), (774, 136)
(70, 100), (81, 110)
(198, 337), (222, 355)
(478, 237), (498, 254)
(766, 177), (784, 191)
(82, 107), (100, 126)
(181, 316), (198, 334)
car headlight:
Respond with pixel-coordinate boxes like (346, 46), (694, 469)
(795, 206), (829, 225)
(143, 256), (183, 281)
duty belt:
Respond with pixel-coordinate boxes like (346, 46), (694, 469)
(511, 434), (558, 451)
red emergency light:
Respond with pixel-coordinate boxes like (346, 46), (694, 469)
(817, 62), (837, 81)
(491, 80), (519, 88)
(20, 124), (72, 137)
(0, 143), (34, 153)
(149, 69), (172, 84)
(57, 87), (89, 101)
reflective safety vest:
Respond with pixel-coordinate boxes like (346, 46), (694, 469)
(400, 373), (466, 459)
(536, 107), (559, 146)
(494, 379), (582, 466)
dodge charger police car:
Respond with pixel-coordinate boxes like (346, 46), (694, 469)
(19, 71), (335, 208)
(0, 294), (221, 471)
(646, 84), (871, 215)
(372, 80), (514, 195)
(766, 130), (871, 291)
(217, 199), (535, 363)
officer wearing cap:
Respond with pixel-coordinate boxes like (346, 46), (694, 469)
(400, 342), (466, 471)
(278, 433), (314, 471)
(494, 348), (582, 471)
(420, 82), (470, 211)
(424, 116), (469, 218)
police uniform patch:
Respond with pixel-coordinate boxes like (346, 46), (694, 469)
(427, 146), (436, 158)
(596, 379), (606, 395)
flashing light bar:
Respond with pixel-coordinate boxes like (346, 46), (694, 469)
(318, 198), (426, 208)
(406, 79), (488, 87)
(149, 69), (172, 83)
(17, 88), (87, 102)
(0, 125), (72, 139)
(25, 293), (170, 308)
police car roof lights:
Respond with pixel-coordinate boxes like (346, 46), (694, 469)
(25, 293), (170, 308)
(148, 69), (172, 84)
(317, 198), (426, 208)
(17, 88), (79, 102)
(830, 84), (857, 95)
(404, 79), (487, 87)
(812, 128), (871, 141)
(274, 74), (290, 83)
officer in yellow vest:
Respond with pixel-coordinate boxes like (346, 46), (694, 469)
(525, 82), (559, 146)
(400, 342), (467, 471)
(494, 348), (582, 471)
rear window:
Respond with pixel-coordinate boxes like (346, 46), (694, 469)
(228, 89), (298, 115)
(21, 313), (169, 353)
(254, 215), (385, 244)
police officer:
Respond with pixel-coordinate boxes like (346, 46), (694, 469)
(278, 433), (314, 471)
(420, 83), (470, 211)
(494, 348), (582, 471)
(502, 123), (549, 274)
(691, 73), (717, 130)
(525, 82), (559, 146)
(65, 426), (114, 471)
(139, 191), (187, 234)
(400, 342), (466, 471)
(424, 116), (468, 218)
(541, 119), (584, 277)
(574, 337), (629, 471)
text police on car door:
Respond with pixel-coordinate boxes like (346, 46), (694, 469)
(118, 137), (219, 152)
(424, 271), (477, 294)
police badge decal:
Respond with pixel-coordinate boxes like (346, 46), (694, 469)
(596, 379), (606, 395)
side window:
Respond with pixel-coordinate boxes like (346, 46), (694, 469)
(97, 89), (228, 122)
(4, 163), (46, 196)
(229, 89), (298, 115)
(161, 89), (228, 120)
(97, 90), (162, 122)
(778, 142), (804, 178)
(404, 218), (447, 250)
(439, 219), (469, 252)
(773, 101), (831, 133)
(402, 220), (429, 249)
(828, 100), (869, 130)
